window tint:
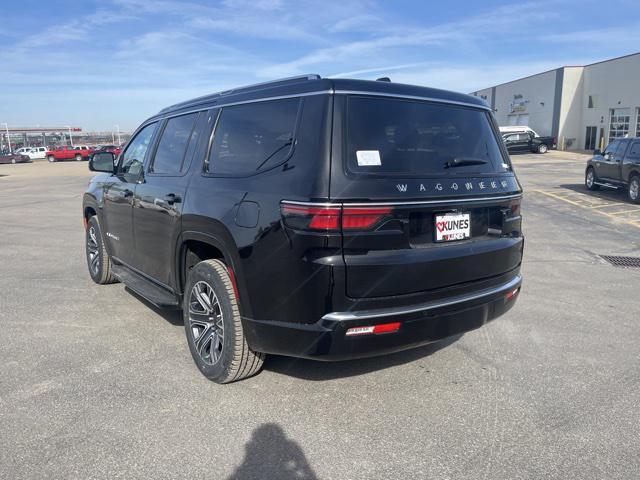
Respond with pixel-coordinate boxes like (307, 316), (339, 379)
(208, 98), (299, 175)
(152, 113), (198, 174)
(119, 122), (157, 182)
(346, 96), (507, 176)
(628, 141), (640, 158)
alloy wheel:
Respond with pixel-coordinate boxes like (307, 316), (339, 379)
(86, 226), (100, 275)
(586, 170), (594, 188)
(188, 281), (224, 365)
(630, 179), (639, 201)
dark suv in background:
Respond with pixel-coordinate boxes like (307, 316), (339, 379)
(586, 137), (640, 203)
(83, 75), (524, 383)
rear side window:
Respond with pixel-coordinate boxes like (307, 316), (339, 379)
(346, 96), (508, 176)
(152, 112), (198, 174)
(207, 98), (300, 175)
(628, 141), (640, 158)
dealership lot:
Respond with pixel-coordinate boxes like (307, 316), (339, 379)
(1, 156), (639, 479)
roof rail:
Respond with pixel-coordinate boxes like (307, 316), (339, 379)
(159, 74), (321, 114)
(219, 74), (321, 96)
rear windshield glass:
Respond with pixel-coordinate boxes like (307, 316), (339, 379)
(346, 96), (508, 176)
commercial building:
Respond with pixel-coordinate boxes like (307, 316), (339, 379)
(471, 52), (640, 151)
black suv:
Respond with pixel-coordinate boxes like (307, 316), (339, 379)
(83, 75), (524, 383)
(585, 137), (640, 203)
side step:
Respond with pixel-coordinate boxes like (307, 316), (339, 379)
(112, 264), (181, 309)
(594, 181), (621, 189)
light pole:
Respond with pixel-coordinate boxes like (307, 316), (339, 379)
(1, 123), (11, 153)
(66, 126), (74, 147)
(114, 124), (121, 145)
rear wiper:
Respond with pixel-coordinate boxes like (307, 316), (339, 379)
(445, 157), (489, 168)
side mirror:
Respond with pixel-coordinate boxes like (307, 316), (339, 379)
(89, 152), (116, 173)
(603, 153), (611, 161)
(593, 149), (601, 156)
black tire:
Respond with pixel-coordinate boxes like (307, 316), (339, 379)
(628, 175), (640, 204)
(47, 155), (56, 162)
(184, 259), (264, 383)
(85, 216), (118, 284)
(585, 167), (600, 191)
(537, 143), (548, 154)
(75, 154), (83, 161)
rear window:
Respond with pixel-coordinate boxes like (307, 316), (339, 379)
(346, 96), (508, 176)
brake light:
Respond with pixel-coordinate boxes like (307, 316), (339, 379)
(281, 203), (392, 232)
(281, 204), (341, 231)
(346, 322), (401, 336)
(342, 207), (392, 230)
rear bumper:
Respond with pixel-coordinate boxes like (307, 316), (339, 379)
(242, 274), (522, 361)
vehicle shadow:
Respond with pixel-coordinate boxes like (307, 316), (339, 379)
(124, 287), (184, 326)
(264, 334), (462, 381)
(227, 423), (318, 480)
(559, 183), (625, 202)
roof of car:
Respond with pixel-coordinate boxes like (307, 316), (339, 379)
(154, 75), (488, 119)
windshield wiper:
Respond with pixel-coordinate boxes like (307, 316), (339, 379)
(445, 157), (489, 168)
(255, 139), (293, 171)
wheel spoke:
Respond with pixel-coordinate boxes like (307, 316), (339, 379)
(195, 325), (214, 356)
(90, 252), (100, 271)
(194, 283), (213, 313)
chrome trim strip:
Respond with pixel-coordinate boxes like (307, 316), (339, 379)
(281, 193), (522, 208)
(322, 275), (522, 322)
(333, 89), (492, 110)
(158, 90), (333, 121)
(281, 200), (343, 208)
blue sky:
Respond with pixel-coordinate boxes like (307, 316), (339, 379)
(1, 0), (639, 131)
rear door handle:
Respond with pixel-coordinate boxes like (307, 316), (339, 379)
(165, 193), (182, 205)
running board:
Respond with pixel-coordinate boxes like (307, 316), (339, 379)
(594, 181), (621, 189)
(111, 264), (180, 309)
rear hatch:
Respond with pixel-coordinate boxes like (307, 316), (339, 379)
(330, 94), (523, 298)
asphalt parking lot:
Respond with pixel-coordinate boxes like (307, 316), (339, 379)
(1, 154), (639, 479)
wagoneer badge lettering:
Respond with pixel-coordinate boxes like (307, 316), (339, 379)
(392, 178), (516, 195)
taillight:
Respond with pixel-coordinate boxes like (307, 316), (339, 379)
(281, 203), (392, 232)
(281, 204), (341, 231)
(342, 207), (392, 230)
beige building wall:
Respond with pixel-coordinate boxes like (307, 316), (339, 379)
(470, 53), (640, 151)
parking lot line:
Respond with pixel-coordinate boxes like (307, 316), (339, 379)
(588, 202), (626, 209)
(608, 208), (640, 215)
(531, 189), (640, 228)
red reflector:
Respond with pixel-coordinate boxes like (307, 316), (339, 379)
(505, 287), (519, 301)
(346, 321), (401, 336)
(342, 207), (392, 230)
(83, 217), (88, 230)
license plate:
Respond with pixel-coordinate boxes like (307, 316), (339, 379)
(435, 213), (471, 242)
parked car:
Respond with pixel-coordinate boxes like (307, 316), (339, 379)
(585, 137), (640, 203)
(0, 153), (31, 164)
(47, 145), (94, 162)
(93, 144), (122, 156)
(499, 126), (538, 136)
(502, 131), (556, 154)
(83, 75), (524, 383)
(15, 146), (47, 159)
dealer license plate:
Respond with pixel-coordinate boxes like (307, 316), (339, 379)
(434, 213), (471, 242)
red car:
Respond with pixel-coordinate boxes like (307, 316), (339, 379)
(0, 153), (31, 164)
(46, 145), (95, 162)
(94, 145), (122, 156)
